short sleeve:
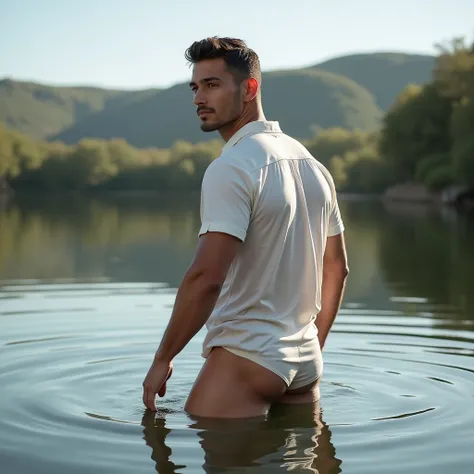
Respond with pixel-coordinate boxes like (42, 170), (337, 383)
(199, 159), (253, 242)
(328, 198), (345, 237)
(315, 160), (345, 237)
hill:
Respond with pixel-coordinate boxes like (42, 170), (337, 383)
(51, 68), (383, 148)
(314, 52), (435, 110)
(0, 78), (158, 139)
(0, 52), (435, 148)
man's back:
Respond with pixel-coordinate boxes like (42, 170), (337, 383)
(199, 120), (345, 360)
(143, 38), (349, 418)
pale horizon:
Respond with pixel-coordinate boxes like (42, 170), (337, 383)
(1, 0), (473, 90)
(1, 47), (439, 91)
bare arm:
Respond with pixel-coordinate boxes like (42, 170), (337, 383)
(316, 232), (349, 350)
(142, 231), (241, 411)
(143, 158), (253, 411)
(154, 231), (241, 363)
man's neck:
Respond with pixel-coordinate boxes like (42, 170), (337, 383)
(219, 107), (266, 143)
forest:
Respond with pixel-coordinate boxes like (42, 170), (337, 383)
(1, 38), (473, 196)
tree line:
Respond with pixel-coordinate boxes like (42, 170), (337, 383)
(1, 37), (473, 195)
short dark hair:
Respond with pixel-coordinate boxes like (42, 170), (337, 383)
(185, 36), (261, 85)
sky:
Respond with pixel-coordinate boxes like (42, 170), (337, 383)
(1, 0), (473, 90)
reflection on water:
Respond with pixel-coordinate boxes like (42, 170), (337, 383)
(0, 194), (201, 287)
(1, 194), (473, 324)
(0, 194), (473, 474)
(142, 403), (341, 473)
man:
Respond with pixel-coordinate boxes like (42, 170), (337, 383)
(142, 37), (349, 418)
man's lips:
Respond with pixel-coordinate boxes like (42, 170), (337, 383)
(197, 109), (214, 117)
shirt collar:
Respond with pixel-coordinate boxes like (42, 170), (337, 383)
(222, 120), (282, 152)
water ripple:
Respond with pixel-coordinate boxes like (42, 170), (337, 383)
(0, 281), (473, 474)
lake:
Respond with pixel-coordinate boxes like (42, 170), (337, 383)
(1, 194), (473, 474)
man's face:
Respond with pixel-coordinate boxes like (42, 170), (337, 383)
(189, 58), (244, 132)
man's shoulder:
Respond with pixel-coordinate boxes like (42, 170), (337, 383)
(202, 152), (254, 188)
(216, 141), (262, 174)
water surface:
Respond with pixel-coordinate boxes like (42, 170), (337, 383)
(1, 195), (473, 473)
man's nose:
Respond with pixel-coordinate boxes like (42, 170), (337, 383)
(193, 89), (206, 107)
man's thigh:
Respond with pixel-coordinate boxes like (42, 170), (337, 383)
(184, 347), (287, 418)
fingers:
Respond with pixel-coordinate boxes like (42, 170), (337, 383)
(142, 361), (173, 410)
(158, 381), (167, 398)
(143, 386), (157, 411)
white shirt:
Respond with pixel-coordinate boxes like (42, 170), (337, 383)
(199, 120), (345, 361)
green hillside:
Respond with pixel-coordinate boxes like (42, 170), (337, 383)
(51, 67), (383, 148)
(0, 52), (435, 148)
(0, 78), (158, 139)
(262, 68), (382, 138)
(3, 41), (472, 199)
(314, 52), (434, 110)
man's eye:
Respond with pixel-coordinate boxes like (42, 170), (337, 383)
(208, 83), (217, 88)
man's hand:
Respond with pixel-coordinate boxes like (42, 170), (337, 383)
(142, 358), (173, 411)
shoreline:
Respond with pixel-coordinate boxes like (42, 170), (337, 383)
(1, 187), (473, 211)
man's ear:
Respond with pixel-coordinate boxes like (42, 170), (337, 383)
(244, 78), (259, 102)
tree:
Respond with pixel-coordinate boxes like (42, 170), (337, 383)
(107, 139), (137, 169)
(450, 95), (474, 186)
(337, 146), (393, 193)
(67, 139), (118, 189)
(305, 127), (369, 168)
(431, 37), (474, 187)
(378, 83), (452, 182)
(0, 123), (20, 179)
(433, 37), (474, 101)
